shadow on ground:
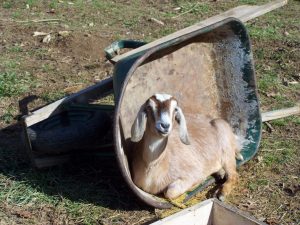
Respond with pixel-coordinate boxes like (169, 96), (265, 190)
(0, 119), (151, 212)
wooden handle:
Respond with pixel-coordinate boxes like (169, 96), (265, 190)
(262, 105), (300, 122)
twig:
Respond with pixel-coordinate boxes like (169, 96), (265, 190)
(264, 121), (275, 132)
(261, 148), (286, 152)
(172, 3), (199, 19)
(150, 17), (165, 26)
(15, 19), (62, 23)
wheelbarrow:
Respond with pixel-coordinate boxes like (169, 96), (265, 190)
(21, 1), (290, 208)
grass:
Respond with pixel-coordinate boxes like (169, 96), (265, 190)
(0, 107), (15, 124)
(2, 1), (13, 9)
(40, 91), (65, 102)
(248, 25), (282, 40)
(0, 71), (33, 98)
(8, 46), (23, 53)
(260, 137), (297, 167)
(270, 116), (300, 127)
(257, 69), (298, 109)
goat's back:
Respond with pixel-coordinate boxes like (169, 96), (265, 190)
(166, 114), (238, 182)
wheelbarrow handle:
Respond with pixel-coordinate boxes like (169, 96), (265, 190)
(104, 40), (147, 61)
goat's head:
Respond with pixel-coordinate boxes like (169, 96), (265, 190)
(131, 94), (190, 145)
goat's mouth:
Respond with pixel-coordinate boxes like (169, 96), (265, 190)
(157, 129), (169, 136)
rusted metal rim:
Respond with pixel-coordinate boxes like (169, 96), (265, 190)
(113, 17), (260, 208)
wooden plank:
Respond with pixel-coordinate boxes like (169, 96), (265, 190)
(262, 105), (300, 122)
(24, 77), (113, 127)
(112, 0), (288, 63)
(151, 199), (266, 225)
(151, 199), (214, 225)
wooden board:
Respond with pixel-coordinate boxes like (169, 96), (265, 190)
(261, 105), (300, 122)
(151, 199), (266, 225)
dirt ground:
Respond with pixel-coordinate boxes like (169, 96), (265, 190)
(0, 0), (299, 225)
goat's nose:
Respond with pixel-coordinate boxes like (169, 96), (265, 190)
(161, 123), (170, 129)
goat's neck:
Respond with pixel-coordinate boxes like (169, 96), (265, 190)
(141, 131), (168, 164)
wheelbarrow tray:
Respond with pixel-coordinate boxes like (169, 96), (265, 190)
(114, 18), (261, 208)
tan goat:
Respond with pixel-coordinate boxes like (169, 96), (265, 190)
(130, 94), (242, 201)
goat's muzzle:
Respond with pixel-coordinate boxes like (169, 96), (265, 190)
(156, 122), (171, 136)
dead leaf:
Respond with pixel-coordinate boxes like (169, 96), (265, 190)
(64, 84), (84, 94)
(265, 218), (279, 225)
(12, 208), (32, 219)
(42, 34), (52, 43)
(241, 188), (249, 193)
(47, 8), (55, 14)
(58, 30), (70, 37)
(84, 63), (101, 70)
(266, 92), (280, 98)
(283, 184), (300, 197)
(33, 31), (49, 37)
(257, 156), (263, 162)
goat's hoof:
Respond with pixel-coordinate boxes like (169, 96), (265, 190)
(217, 194), (225, 202)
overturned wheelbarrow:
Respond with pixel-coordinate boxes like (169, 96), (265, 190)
(21, 1), (289, 208)
(113, 18), (261, 208)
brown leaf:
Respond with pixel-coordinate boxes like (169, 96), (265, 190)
(12, 208), (33, 219)
(283, 184), (300, 197)
(64, 84), (84, 94)
(265, 218), (279, 225)
(266, 92), (280, 98)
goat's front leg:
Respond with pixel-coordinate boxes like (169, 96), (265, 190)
(164, 179), (193, 199)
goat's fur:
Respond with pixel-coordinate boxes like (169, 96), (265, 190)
(130, 94), (241, 200)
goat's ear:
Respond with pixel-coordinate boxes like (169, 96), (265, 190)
(175, 106), (190, 145)
(131, 104), (147, 142)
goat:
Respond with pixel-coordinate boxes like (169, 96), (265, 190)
(130, 93), (242, 201)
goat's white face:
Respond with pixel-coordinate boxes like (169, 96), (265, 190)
(147, 94), (177, 136)
(131, 93), (190, 145)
